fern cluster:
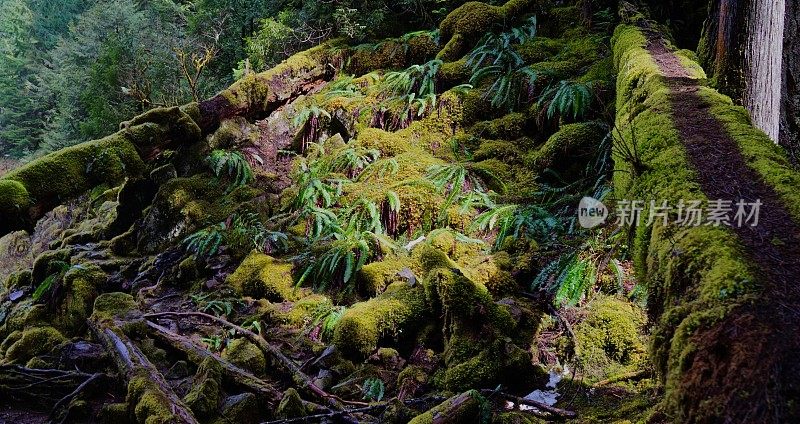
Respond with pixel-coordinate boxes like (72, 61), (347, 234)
(207, 150), (255, 192)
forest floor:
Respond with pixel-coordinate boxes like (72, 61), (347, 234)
(646, 35), (800, 420)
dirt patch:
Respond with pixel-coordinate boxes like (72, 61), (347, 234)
(644, 38), (800, 422)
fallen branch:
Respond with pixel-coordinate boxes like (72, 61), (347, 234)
(88, 317), (199, 424)
(480, 389), (577, 419)
(145, 311), (347, 410)
(50, 372), (105, 423)
(0, 366), (94, 406)
(145, 320), (283, 406)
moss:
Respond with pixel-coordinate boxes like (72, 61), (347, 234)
(31, 248), (71, 286)
(469, 113), (530, 140)
(0, 180), (31, 232)
(611, 23), (779, 419)
(183, 357), (222, 418)
(0, 133), (145, 233)
(97, 402), (130, 424)
(127, 375), (176, 424)
(222, 338), (266, 375)
(3, 326), (66, 364)
(407, 391), (483, 424)
(524, 122), (604, 174)
(226, 253), (298, 302)
(276, 388), (307, 419)
(438, 59), (471, 86)
(332, 282), (427, 359)
(357, 257), (413, 296)
(58, 264), (107, 334)
(439, 2), (504, 46)
(574, 295), (647, 383)
(515, 37), (565, 64)
(91, 292), (138, 324)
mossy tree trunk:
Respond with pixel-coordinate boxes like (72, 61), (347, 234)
(699, 0), (786, 142)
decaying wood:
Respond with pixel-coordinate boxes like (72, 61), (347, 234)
(145, 311), (346, 411)
(480, 389), (577, 420)
(145, 320), (283, 406)
(408, 390), (484, 424)
(88, 317), (199, 424)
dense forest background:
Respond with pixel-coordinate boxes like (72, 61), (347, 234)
(0, 0), (463, 158)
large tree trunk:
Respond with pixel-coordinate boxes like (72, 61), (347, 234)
(781, 0), (800, 161)
(699, 0), (786, 142)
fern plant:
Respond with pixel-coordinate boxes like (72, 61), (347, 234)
(207, 150), (255, 192)
(32, 261), (72, 304)
(472, 202), (561, 249)
(297, 225), (399, 292)
(184, 223), (226, 258)
(467, 16), (540, 110)
(539, 80), (594, 120)
(309, 304), (346, 342)
(229, 212), (289, 254)
(327, 145), (380, 179)
(426, 162), (503, 208)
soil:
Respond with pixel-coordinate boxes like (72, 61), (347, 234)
(645, 38), (800, 422)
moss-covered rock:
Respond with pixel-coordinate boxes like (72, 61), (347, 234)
(226, 253), (298, 301)
(91, 292), (138, 324)
(275, 388), (307, 419)
(357, 257), (413, 296)
(333, 282), (427, 359)
(58, 264), (107, 334)
(2, 326), (66, 364)
(524, 122), (604, 176)
(222, 338), (266, 375)
(183, 357), (223, 418)
(127, 374), (178, 424)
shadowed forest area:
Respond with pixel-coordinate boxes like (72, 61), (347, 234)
(0, 0), (798, 423)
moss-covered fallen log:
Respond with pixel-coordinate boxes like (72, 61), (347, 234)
(613, 5), (800, 421)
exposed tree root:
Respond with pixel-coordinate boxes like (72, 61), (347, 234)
(50, 372), (106, 423)
(145, 320), (283, 406)
(88, 317), (199, 424)
(145, 311), (347, 410)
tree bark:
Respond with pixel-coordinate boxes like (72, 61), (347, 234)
(781, 0), (800, 160)
(699, 0), (786, 143)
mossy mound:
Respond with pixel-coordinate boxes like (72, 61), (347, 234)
(127, 374), (179, 424)
(357, 257), (413, 296)
(2, 326), (66, 364)
(58, 264), (107, 334)
(524, 122), (605, 176)
(91, 292), (138, 324)
(574, 295), (648, 383)
(227, 253), (299, 302)
(275, 388), (308, 419)
(0, 134), (146, 234)
(222, 338), (266, 375)
(333, 282), (427, 359)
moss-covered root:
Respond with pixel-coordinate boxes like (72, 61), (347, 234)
(408, 390), (485, 424)
(332, 282), (428, 359)
(88, 293), (199, 424)
(437, 0), (538, 61)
